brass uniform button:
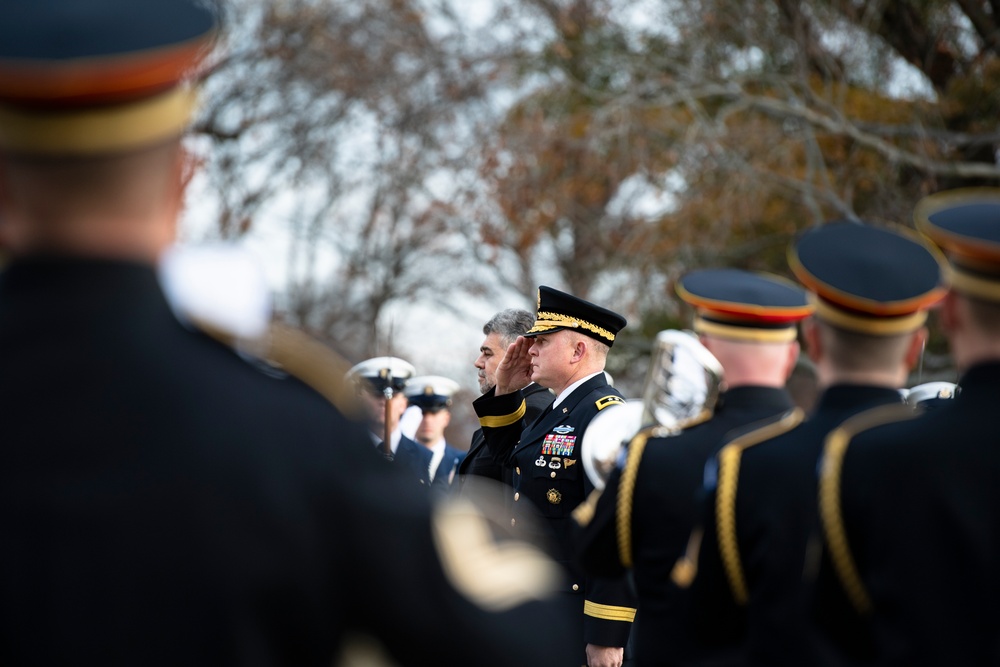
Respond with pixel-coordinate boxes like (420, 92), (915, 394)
(550, 471), (556, 478)
(514, 492), (520, 501)
(515, 467), (521, 475)
(511, 518), (516, 527)
(572, 584), (579, 591)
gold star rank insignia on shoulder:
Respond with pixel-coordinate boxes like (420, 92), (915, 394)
(596, 395), (625, 410)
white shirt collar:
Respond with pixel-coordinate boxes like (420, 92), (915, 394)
(552, 370), (604, 408)
(425, 438), (447, 482)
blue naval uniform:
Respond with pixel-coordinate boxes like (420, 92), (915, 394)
(474, 373), (637, 659)
(392, 434), (434, 487)
(430, 443), (467, 491)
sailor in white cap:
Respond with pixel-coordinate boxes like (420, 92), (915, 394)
(405, 375), (467, 491)
(347, 357), (433, 486)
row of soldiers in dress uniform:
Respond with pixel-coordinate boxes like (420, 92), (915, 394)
(570, 200), (1000, 667)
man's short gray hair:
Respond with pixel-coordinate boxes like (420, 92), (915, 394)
(483, 308), (535, 348)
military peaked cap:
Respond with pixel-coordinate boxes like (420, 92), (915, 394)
(914, 188), (1000, 302)
(789, 221), (946, 335)
(347, 357), (415, 395)
(404, 375), (461, 411)
(676, 269), (813, 343)
(524, 286), (627, 347)
(0, 0), (217, 155)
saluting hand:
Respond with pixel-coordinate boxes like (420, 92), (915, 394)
(494, 336), (533, 396)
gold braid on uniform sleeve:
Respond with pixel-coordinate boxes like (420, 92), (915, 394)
(715, 408), (804, 605)
(616, 429), (652, 569)
(818, 404), (917, 616)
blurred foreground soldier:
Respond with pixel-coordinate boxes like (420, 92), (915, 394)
(405, 375), (467, 491)
(0, 2), (576, 665)
(474, 287), (635, 667)
(460, 308), (553, 493)
(348, 356), (433, 485)
(691, 223), (944, 667)
(815, 189), (1000, 666)
(576, 269), (812, 667)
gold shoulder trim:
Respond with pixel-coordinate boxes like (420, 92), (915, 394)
(716, 408), (805, 604)
(583, 600), (637, 623)
(616, 428), (653, 568)
(478, 400), (526, 428)
(596, 395), (625, 411)
(819, 403), (917, 615)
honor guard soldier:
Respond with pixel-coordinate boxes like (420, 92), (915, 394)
(0, 2), (578, 665)
(405, 375), (468, 491)
(474, 286), (636, 667)
(348, 356), (435, 484)
(576, 269), (813, 667)
(814, 190), (1000, 666)
(692, 223), (944, 667)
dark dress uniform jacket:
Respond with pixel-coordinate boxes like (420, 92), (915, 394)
(430, 442), (467, 491)
(577, 386), (796, 667)
(0, 257), (576, 667)
(394, 433), (434, 486)
(693, 385), (903, 667)
(460, 383), (554, 493)
(814, 363), (1000, 667)
(474, 373), (636, 658)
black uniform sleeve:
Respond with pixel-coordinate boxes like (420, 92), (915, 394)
(472, 387), (528, 467)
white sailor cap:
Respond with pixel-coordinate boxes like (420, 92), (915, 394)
(347, 356), (415, 394)
(404, 375), (461, 411)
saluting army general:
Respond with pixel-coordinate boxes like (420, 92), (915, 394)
(576, 269), (813, 667)
(814, 190), (1000, 667)
(690, 222), (945, 667)
(0, 2), (578, 665)
(474, 286), (636, 667)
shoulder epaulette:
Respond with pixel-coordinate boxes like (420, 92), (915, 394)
(596, 395), (625, 411)
(818, 403), (917, 615)
(716, 408), (805, 604)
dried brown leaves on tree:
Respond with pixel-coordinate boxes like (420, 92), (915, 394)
(191, 0), (1000, 383)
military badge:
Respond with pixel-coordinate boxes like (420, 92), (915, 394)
(553, 425), (575, 435)
(547, 489), (562, 505)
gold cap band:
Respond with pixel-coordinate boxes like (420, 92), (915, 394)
(528, 311), (616, 342)
(0, 85), (197, 154)
(811, 295), (928, 335)
(693, 315), (799, 343)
